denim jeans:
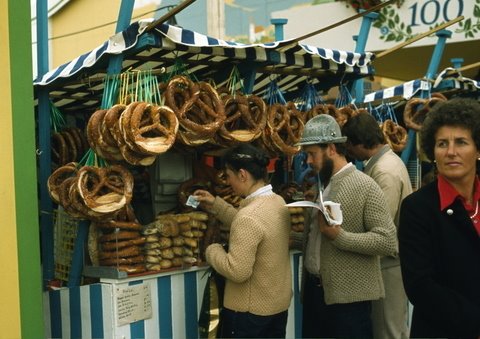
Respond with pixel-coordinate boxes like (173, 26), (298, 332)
(302, 272), (373, 338)
(219, 307), (288, 338)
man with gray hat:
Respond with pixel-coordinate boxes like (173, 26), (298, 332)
(297, 114), (398, 338)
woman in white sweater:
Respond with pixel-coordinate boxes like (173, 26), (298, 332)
(194, 144), (293, 338)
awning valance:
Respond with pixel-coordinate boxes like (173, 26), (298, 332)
(34, 19), (375, 113)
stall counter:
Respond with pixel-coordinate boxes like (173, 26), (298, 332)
(44, 251), (302, 339)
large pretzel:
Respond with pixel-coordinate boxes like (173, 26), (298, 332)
(127, 103), (179, 154)
(218, 94), (267, 143)
(48, 162), (78, 204)
(106, 103), (156, 166)
(381, 119), (408, 153)
(68, 179), (109, 220)
(306, 104), (338, 123)
(336, 105), (359, 127)
(403, 93), (447, 131)
(51, 132), (69, 167)
(267, 102), (304, 155)
(87, 109), (109, 160)
(77, 165), (133, 214)
(58, 177), (84, 219)
(165, 77), (225, 145)
(164, 75), (200, 115)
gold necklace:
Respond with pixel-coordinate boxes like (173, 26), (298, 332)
(470, 200), (479, 219)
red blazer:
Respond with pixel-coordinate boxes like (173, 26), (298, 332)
(399, 180), (480, 339)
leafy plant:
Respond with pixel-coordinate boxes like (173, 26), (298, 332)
(373, 6), (414, 42)
(455, 0), (480, 38)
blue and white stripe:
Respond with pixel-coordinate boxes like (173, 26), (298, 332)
(44, 254), (304, 339)
(363, 79), (430, 103)
(34, 20), (374, 88)
(364, 67), (480, 104)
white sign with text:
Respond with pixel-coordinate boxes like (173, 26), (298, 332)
(114, 283), (152, 326)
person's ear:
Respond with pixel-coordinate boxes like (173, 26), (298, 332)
(238, 168), (248, 182)
(327, 143), (336, 156)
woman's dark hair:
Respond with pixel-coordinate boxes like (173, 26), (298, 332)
(420, 97), (480, 162)
(224, 144), (270, 181)
(342, 112), (385, 148)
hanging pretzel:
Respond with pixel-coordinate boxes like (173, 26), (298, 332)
(76, 165), (133, 214)
(403, 93), (447, 131)
(382, 119), (408, 153)
(127, 103), (179, 154)
(47, 162), (78, 204)
(267, 102), (304, 155)
(306, 103), (338, 123)
(336, 104), (358, 127)
(106, 103), (156, 166)
(57, 177), (85, 219)
(165, 77), (225, 145)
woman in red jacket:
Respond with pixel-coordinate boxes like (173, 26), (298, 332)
(399, 97), (480, 338)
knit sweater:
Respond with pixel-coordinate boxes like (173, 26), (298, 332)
(304, 165), (398, 305)
(205, 194), (293, 316)
(364, 145), (412, 268)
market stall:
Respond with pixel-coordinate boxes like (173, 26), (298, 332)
(34, 16), (376, 338)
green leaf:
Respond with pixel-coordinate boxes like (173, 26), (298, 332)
(395, 14), (400, 24)
(386, 33), (396, 41)
(407, 26), (412, 34)
(396, 35), (403, 42)
(468, 31), (474, 38)
(474, 5), (480, 17)
(465, 18), (472, 30)
(388, 19), (395, 29)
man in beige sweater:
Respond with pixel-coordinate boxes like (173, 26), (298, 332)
(296, 114), (398, 338)
(343, 112), (413, 339)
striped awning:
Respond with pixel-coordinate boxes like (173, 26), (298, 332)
(34, 19), (375, 113)
(363, 79), (430, 103)
(363, 67), (480, 104)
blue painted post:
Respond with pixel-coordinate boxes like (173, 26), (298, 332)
(68, 0), (136, 287)
(37, 0), (55, 288)
(271, 18), (288, 41)
(400, 30), (452, 164)
(450, 57), (464, 69)
(352, 11), (379, 103)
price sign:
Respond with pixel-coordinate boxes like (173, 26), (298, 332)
(115, 283), (152, 326)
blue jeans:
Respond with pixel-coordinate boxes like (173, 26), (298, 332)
(219, 308), (288, 338)
(302, 272), (373, 338)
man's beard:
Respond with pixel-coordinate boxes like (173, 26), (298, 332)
(318, 155), (334, 187)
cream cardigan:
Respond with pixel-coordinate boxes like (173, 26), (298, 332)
(303, 165), (398, 305)
(206, 193), (293, 316)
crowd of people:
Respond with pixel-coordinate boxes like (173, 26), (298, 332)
(194, 97), (480, 338)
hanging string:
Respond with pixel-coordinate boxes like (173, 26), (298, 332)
(78, 148), (108, 167)
(295, 81), (325, 112)
(225, 65), (245, 97)
(100, 73), (120, 109)
(264, 76), (287, 105)
(386, 102), (398, 123)
(50, 100), (66, 133)
(163, 57), (199, 83)
(334, 83), (357, 109)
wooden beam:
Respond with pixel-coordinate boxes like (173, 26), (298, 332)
(375, 16), (464, 59)
(146, 0), (196, 31)
(291, 0), (397, 43)
(459, 61), (480, 72)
